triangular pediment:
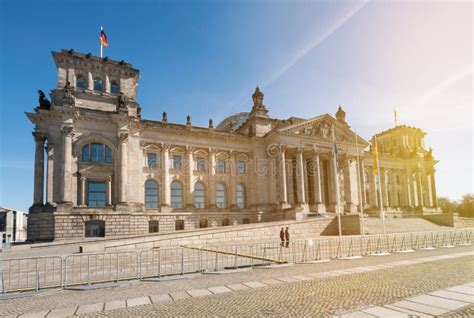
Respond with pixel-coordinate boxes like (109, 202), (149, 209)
(278, 114), (368, 145)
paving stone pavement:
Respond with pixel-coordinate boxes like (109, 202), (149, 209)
(77, 253), (473, 317)
(2, 246), (473, 317)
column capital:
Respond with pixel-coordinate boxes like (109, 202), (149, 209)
(80, 176), (87, 181)
(161, 143), (171, 151)
(32, 131), (46, 143)
(61, 125), (75, 137)
(118, 131), (129, 142)
(186, 145), (195, 154)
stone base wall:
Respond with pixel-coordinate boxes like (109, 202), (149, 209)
(423, 213), (454, 227)
(454, 216), (474, 228)
(45, 210), (267, 240)
(27, 213), (54, 241)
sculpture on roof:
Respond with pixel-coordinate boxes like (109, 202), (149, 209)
(117, 91), (128, 114)
(252, 86), (264, 109)
(37, 90), (51, 110)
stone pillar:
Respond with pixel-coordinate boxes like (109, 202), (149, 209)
(312, 151), (326, 213)
(230, 151), (237, 209)
(295, 148), (306, 205)
(430, 170), (438, 208)
(118, 131), (129, 204)
(209, 149), (216, 208)
(405, 171), (413, 207)
(33, 132), (46, 206)
(161, 144), (170, 207)
(417, 170), (424, 208)
(360, 161), (367, 206)
(107, 176), (112, 206)
(60, 126), (74, 204)
(186, 146), (194, 209)
(279, 147), (288, 205)
(105, 75), (110, 93)
(46, 143), (54, 204)
(380, 170), (389, 207)
(87, 72), (93, 91)
(79, 176), (87, 206)
(344, 157), (359, 213)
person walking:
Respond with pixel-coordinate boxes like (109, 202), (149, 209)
(285, 227), (290, 248)
(280, 227), (285, 247)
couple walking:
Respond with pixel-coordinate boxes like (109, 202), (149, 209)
(280, 227), (290, 248)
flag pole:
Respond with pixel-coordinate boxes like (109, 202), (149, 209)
(355, 130), (365, 236)
(374, 136), (386, 235)
(332, 125), (342, 238)
(100, 26), (103, 58)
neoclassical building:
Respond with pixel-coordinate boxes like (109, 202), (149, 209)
(26, 49), (439, 240)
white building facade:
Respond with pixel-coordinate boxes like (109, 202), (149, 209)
(26, 50), (439, 241)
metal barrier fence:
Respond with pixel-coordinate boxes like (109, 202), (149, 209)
(0, 228), (471, 294)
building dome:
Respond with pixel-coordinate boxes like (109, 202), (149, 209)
(216, 112), (249, 131)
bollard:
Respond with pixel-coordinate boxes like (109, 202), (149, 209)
(35, 259), (39, 292)
(181, 249), (184, 275)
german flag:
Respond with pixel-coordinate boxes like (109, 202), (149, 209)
(100, 27), (108, 47)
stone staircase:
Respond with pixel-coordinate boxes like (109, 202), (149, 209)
(363, 217), (453, 235)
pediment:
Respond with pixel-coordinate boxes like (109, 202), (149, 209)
(78, 163), (114, 177)
(278, 114), (368, 145)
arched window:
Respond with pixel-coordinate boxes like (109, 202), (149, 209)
(194, 182), (205, 208)
(81, 143), (113, 163)
(76, 75), (87, 89)
(145, 180), (159, 209)
(85, 220), (105, 237)
(236, 184), (245, 208)
(94, 77), (103, 92)
(216, 183), (226, 209)
(170, 181), (183, 209)
(110, 81), (120, 95)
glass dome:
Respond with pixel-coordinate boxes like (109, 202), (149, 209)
(216, 112), (249, 131)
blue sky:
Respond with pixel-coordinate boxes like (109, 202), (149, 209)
(0, 0), (472, 212)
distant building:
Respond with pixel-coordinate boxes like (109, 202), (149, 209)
(25, 49), (439, 241)
(0, 207), (28, 246)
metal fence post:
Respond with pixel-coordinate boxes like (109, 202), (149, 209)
(181, 249), (184, 275)
(35, 258), (39, 292)
(214, 251), (218, 272)
(0, 260), (4, 294)
(87, 255), (91, 286)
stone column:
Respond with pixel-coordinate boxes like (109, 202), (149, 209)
(430, 170), (438, 208)
(279, 146), (288, 205)
(161, 144), (170, 207)
(360, 161), (367, 206)
(107, 176), (112, 206)
(79, 176), (87, 206)
(105, 75), (110, 93)
(312, 151), (326, 213)
(46, 143), (54, 204)
(344, 157), (359, 213)
(61, 126), (74, 204)
(186, 146), (194, 209)
(417, 170), (424, 208)
(209, 149), (216, 208)
(405, 171), (413, 207)
(295, 148), (306, 205)
(118, 131), (129, 204)
(33, 132), (46, 206)
(87, 72), (94, 91)
(230, 151), (237, 209)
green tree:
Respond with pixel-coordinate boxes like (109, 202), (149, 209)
(438, 197), (458, 213)
(458, 194), (474, 217)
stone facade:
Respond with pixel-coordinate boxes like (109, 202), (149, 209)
(26, 49), (439, 241)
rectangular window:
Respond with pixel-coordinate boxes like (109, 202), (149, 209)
(0, 212), (6, 232)
(364, 172), (369, 183)
(243, 218), (250, 224)
(222, 219), (229, 226)
(172, 155), (182, 170)
(148, 221), (159, 233)
(175, 219), (184, 231)
(238, 160), (246, 174)
(218, 159), (226, 173)
(147, 153), (158, 168)
(196, 157), (206, 171)
(87, 181), (106, 208)
(199, 219), (208, 228)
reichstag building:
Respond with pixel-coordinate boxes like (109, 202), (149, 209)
(26, 49), (439, 240)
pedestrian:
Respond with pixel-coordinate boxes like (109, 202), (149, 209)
(280, 227), (285, 247)
(285, 227), (290, 248)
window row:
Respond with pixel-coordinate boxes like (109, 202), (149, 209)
(84, 218), (252, 237)
(76, 75), (120, 94)
(145, 181), (246, 209)
(82, 143), (113, 163)
(147, 153), (247, 174)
